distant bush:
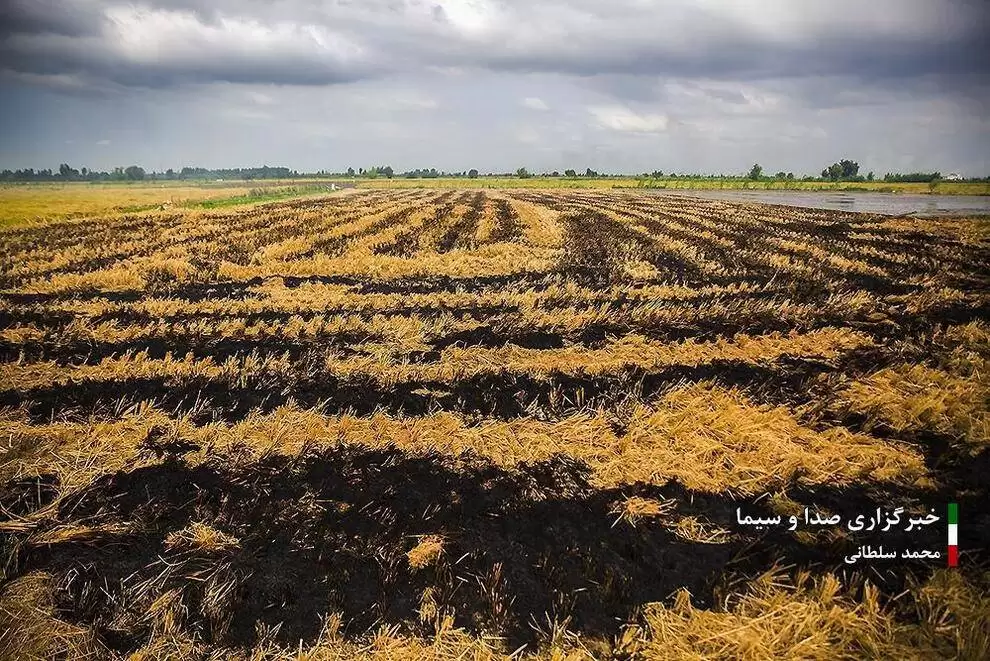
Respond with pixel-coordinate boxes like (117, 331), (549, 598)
(883, 172), (942, 183)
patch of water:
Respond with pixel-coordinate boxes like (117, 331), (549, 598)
(649, 190), (990, 216)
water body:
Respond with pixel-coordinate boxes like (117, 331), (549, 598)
(650, 190), (990, 217)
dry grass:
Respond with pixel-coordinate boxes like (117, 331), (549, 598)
(4, 568), (987, 660)
(838, 363), (989, 450)
(611, 496), (673, 526)
(1, 383), (928, 512)
(165, 522), (242, 554)
(631, 569), (990, 661)
(0, 573), (101, 659)
(613, 383), (927, 493)
(407, 536), (446, 571)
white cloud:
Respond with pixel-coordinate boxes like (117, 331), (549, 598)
(96, 139), (110, 145)
(434, 0), (499, 33)
(102, 6), (362, 66)
(589, 106), (669, 133)
(522, 96), (549, 110)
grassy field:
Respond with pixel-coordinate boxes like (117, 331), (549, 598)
(1, 190), (988, 659)
(0, 182), (343, 227)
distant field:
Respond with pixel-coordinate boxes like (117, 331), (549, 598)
(355, 177), (990, 195)
(0, 182), (343, 227)
(0, 182), (243, 226)
(2, 178), (987, 228)
(1, 189), (988, 659)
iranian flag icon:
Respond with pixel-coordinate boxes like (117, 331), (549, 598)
(948, 503), (958, 567)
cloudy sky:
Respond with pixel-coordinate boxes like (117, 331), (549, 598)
(1, 0), (988, 175)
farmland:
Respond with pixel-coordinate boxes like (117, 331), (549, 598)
(1, 189), (989, 659)
(4, 178), (988, 230)
(0, 182), (347, 228)
(356, 177), (990, 196)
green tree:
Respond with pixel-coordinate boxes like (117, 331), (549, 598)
(564, 169), (576, 177)
(516, 167), (531, 179)
(822, 159), (859, 181)
(748, 163), (763, 180)
(468, 168), (479, 178)
(347, 167), (355, 177)
(382, 165), (394, 178)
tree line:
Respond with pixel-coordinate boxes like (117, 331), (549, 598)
(1, 162), (985, 183)
(742, 160), (980, 183)
(0, 165), (301, 182)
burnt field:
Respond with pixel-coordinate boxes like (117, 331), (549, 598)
(1, 189), (988, 659)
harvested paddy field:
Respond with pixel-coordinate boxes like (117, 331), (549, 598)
(1, 189), (989, 659)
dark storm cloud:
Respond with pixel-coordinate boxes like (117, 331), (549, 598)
(482, 32), (990, 83)
(0, 0), (987, 90)
(1, 1), (987, 176)
(0, 2), (377, 89)
(0, 41), (368, 89)
(0, 1), (105, 38)
(446, 1), (990, 85)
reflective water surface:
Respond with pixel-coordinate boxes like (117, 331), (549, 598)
(649, 190), (990, 217)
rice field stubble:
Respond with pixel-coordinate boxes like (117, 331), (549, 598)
(1, 189), (988, 660)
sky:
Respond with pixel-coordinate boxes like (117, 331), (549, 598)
(1, 0), (988, 175)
